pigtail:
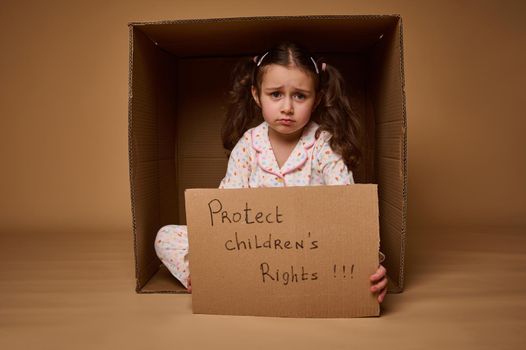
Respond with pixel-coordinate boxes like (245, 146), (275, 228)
(221, 58), (262, 152)
(314, 63), (362, 171)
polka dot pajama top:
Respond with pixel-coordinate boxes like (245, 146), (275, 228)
(219, 120), (354, 188)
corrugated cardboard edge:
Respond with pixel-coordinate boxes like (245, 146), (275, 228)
(127, 24), (142, 293)
(398, 16), (408, 292)
(127, 14), (402, 28)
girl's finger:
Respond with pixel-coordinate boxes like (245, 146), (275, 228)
(371, 276), (388, 292)
(378, 285), (387, 303)
(370, 264), (386, 281)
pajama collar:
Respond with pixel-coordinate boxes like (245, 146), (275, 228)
(251, 121), (319, 178)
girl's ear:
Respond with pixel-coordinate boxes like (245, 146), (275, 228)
(251, 85), (261, 107)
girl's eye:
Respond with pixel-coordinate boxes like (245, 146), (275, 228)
(270, 92), (281, 98)
(295, 93), (306, 100)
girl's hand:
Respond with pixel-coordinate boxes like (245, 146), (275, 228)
(370, 265), (387, 303)
(187, 275), (192, 293)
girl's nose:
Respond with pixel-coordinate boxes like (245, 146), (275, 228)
(281, 98), (294, 114)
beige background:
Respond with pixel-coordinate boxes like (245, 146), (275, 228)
(1, 0), (525, 349)
(0, 0), (524, 233)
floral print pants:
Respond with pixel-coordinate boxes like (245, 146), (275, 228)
(154, 225), (190, 288)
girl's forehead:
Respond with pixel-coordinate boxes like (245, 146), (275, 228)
(261, 64), (315, 89)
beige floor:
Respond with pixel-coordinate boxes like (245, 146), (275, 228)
(1, 228), (525, 350)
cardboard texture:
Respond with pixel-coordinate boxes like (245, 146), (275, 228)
(185, 185), (380, 318)
(128, 15), (408, 294)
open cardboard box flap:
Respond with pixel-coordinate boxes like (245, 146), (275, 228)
(128, 15), (407, 295)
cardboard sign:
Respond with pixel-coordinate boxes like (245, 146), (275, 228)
(185, 184), (380, 318)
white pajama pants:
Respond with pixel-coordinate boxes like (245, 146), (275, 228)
(154, 225), (190, 288)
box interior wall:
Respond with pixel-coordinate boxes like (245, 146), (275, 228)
(129, 16), (407, 294)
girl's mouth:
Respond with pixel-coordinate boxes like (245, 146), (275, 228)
(277, 119), (294, 126)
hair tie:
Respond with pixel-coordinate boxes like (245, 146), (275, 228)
(257, 52), (324, 74)
(256, 52), (269, 67)
(310, 57), (319, 74)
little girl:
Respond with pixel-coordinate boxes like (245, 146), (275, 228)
(155, 42), (388, 303)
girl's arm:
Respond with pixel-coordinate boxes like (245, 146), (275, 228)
(315, 132), (354, 185)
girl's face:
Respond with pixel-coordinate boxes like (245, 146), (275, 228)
(252, 64), (319, 141)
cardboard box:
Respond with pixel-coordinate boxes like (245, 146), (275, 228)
(185, 185), (381, 318)
(128, 15), (408, 294)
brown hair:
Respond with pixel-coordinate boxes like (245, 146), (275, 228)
(221, 42), (362, 171)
